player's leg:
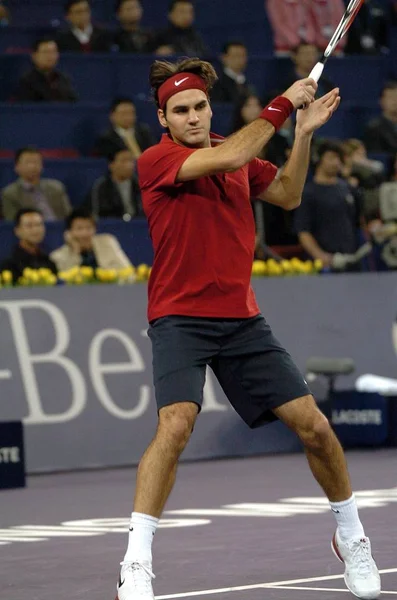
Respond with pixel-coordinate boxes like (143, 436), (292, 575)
(273, 394), (351, 502)
(117, 316), (218, 600)
(213, 314), (380, 600)
(133, 401), (199, 519)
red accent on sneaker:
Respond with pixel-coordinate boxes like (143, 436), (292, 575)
(332, 532), (345, 563)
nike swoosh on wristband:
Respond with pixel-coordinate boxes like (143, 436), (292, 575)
(268, 107), (282, 112)
(331, 508), (340, 513)
(175, 77), (189, 87)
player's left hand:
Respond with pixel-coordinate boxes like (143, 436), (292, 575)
(296, 88), (341, 134)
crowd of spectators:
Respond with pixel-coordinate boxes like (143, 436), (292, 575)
(0, 0), (397, 282)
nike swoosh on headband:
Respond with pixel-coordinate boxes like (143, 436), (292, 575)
(174, 77), (189, 87)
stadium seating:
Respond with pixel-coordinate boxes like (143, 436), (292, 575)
(0, 218), (153, 266)
(0, 157), (107, 206)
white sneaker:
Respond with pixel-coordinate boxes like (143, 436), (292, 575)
(331, 529), (381, 599)
(116, 561), (155, 600)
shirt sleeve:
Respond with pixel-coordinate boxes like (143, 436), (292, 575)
(137, 142), (197, 192)
(248, 157), (278, 197)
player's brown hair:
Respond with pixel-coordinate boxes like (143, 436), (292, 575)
(150, 57), (218, 112)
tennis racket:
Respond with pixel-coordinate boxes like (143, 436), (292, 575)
(309, 0), (364, 83)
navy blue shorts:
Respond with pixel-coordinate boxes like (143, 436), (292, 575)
(147, 314), (310, 429)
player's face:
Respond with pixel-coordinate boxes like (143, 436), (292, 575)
(159, 89), (212, 148)
(15, 213), (45, 246)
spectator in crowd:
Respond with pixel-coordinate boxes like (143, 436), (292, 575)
(341, 138), (385, 221)
(86, 149), (143, 219)
(282, 43), (335, 98)
(94, 97), (156, 159)
(364, 81), (397, 155)
(294, 141), (361, 269)
(211, 42), (255, 104)
(56, 0), (110, 53)
(14, 38), (78, 103)
(378, 153), (397, 225)
(0, 209), (57, 284)
(151, 0), (208, 57)
(0, 1), (10, 24)
(113, 0), (154, 53)
(2, 148), (71, 222)
(50, 208), (132, 271)
(344, 0), (389, 55)
(265, 0), (346, 55)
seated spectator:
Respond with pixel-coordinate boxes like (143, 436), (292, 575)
(151, 0), (208, 57)
(266, 0), (346, 55)
(0, 1), (10, 24)
(0, 209), (57, 284)
(294, 141), (361, 269)
(1, 148), (71, 222)
(344, 0), (389, 55)
(341, 138), (385, 221)
(113, 0), (154, 53)
(50, 208), (132, 271)
(87, 149), (143, 220)
(56, 0), (110, 53)
(94, 97), (156, 159)
(364, 81), (397, 155)
(282, 43), (335, 99)
(14, 38), (78, 103)
(379, 153), (397, 224)
(211, 42), (255, 104)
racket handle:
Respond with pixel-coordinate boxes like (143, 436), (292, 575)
(309, 62), (325, 83)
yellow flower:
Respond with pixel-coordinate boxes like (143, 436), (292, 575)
(80, 266), (94, 279)
(252, 260), (267, 276)
(2, 270), (13, 285)
(135, 263), (150, 282)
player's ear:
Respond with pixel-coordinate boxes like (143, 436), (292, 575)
(158, 108), (167, 129)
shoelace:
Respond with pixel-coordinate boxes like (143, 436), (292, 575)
(119, 561), (155, 594)
(347, 539), (374, 577)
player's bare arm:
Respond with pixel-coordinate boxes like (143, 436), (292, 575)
(175, 78), (318, 182)
(258, 88), (341, 210)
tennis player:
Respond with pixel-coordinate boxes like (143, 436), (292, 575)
(116, 57), (381, 600)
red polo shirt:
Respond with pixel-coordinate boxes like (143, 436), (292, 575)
(138, 133), (277, 322)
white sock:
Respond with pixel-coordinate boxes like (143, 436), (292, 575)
(124, 512), (159, 564)
(329, 494), (365, 541)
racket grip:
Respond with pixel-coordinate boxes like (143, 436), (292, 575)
(309, 62), (324, 83)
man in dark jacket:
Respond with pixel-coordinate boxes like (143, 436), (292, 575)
(364, 81), (397, 155)
(86, 149), (143, 219)
(94, 97), (156, 159)
(56, 0), (110, 53)
(1, 208), (57, 284)
(211, 41), (255, 104)
(14, 38), (77, 102)
(113, 0), (154, 53)
(151, 0), (208, 57)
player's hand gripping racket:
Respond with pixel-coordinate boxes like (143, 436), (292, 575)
(309, 0), (364, 83)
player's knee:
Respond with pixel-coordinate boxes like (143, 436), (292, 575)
(157, 403), (198, 453)
(299, 411), (333, 451)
